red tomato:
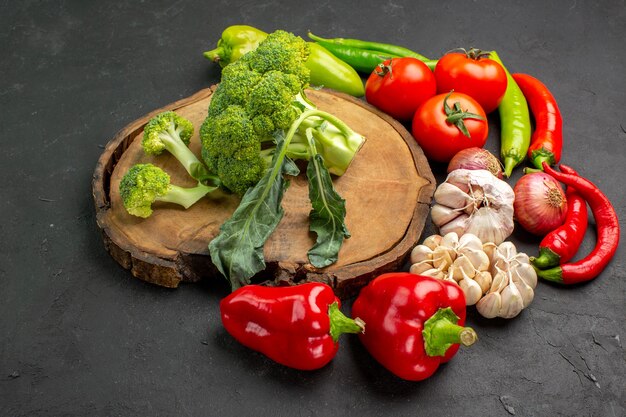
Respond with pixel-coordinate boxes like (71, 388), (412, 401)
(434, 49), (507, 114)
(412, 92), (488, 163)
(365, 57), (436, 121)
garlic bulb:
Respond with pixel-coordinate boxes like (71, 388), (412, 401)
(431, 169), (515, 245)
(476, 241), (537, 319)
(409, 232), (491, 306)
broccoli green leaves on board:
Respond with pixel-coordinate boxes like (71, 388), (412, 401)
(305, 131), (350, 268)
(209, 134), (299, 289)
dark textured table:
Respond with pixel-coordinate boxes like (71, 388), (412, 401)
(2, 1), (625, 416)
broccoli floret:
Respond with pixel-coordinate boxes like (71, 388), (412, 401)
(119, 164), (216, 218)
(244, 30), (310, 86)
(142, 111), (216, 184)
(200, 30), (365, 195)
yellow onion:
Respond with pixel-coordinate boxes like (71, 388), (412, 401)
(513, 172), (568, 236)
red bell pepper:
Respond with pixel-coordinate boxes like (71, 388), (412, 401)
(220, 282), (365, 371)
(351, 273), (477, 381)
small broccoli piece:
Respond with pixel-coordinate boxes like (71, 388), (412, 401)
(119, 164), (216, 218)
(142, 111), (216, 184)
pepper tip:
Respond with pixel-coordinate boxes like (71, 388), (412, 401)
(503, 157), (517, 177)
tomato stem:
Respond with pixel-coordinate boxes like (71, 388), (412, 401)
(443, 91), (486, 137)
(445, 47), (493, 60)
(374, 62), (393, 79)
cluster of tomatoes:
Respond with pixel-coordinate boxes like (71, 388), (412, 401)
(364, 49), (507, 163)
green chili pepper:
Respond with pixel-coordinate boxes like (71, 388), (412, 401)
(307, 39), (400, 74)
(203, 25), (365, 97)
(308, 32), (437, 71)
(489, 51), (531, 177)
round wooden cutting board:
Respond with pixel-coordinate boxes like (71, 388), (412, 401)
(93, 87), (435, 298)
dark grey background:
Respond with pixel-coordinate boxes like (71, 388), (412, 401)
(1, 1), (625, 416)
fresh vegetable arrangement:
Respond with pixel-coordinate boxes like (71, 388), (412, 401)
(108, 25), (620, 383)
(122, 30), (366, 291)
(201, 30), (365, 288)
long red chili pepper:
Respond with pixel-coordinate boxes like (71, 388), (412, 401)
(512, 73), (563, 170)
(536, 163), (620, 284)
(531, 165), (588, 269)
(351, 273), (477, 381)
(220, 283), (365, 370)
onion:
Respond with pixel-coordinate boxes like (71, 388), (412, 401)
(513, 172), (568, 235)
(447, 147), (503, 179)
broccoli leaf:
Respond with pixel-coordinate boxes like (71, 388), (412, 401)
(306, 153), (350, 268)
(208, 134), (298, 289)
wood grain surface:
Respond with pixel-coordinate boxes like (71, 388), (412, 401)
(92, 87), (435, 297)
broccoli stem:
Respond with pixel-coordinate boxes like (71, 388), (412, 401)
(258, 107), (364, 176)
(294, 111), (364, 176)
(281, 109), (357, 165)
(260, 142), (311, 165)
(159, 128), (219, 186)
(156, 182), (218, 209)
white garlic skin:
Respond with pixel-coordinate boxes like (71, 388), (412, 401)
(432, 169), (515, 245)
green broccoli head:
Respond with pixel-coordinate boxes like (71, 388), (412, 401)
(245, 30), (310, 86)
(216, 154), (266, 196)
(201, 106), (259, 163)
(119, 163), (171, 218)
(142, 111), (194, 155)
(246, 70), (302, 130)
(218, 59), (262, 106)
(200, 30), (339, 196)
(200, 105), (265, 194)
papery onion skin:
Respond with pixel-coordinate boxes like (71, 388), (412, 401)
(447, 147), (504, 179)
(513, 172), (568, 236)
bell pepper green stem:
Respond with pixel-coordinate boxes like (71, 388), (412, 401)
(328, 302), (365, 342)
(423, 307), (477, 357)
(203, 47), (224, 63)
